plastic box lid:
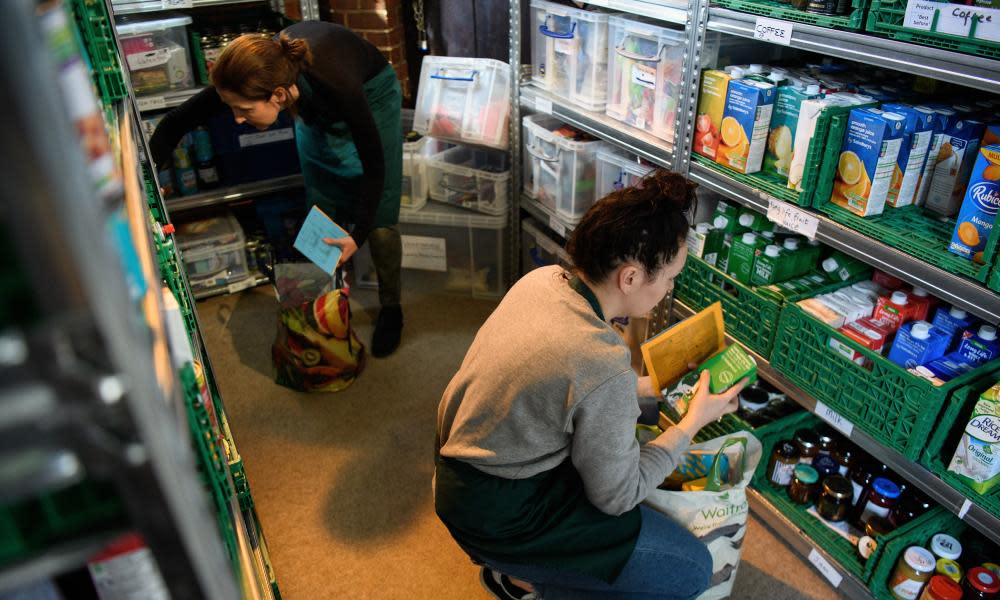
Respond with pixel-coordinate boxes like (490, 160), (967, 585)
(597, 146), (655, 177)
(425, 146), (511, 182)
(176, 213), (245, 251)
(522, 218), (570, 261)
(529, 0), (610, 21)
(523, 114), (604, 151)
(116, 14), (193, 36)
(400, 201), (507, 230)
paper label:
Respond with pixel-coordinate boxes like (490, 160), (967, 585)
(535, 97), (553, 115)
(959, 498), (973, 519)
(227, 277), (256, 294)
(754, 17), (793, 46)
(549, 215), (567, 237)
(808, 549), (844, 588)
(238, 128), (294, 148)
(903, 0), (1000, 41)
(631, 64), (657, 90)
(89, 546), (169, 600)
(136, 95), (167, 112)
(163, 0), (194, 7)
(767, 199), (819, 239)
(127, 48), (171, 71)
(401, 235), (447, 272)
(903, 0), (938, 31)
(815, 401), (855, 437)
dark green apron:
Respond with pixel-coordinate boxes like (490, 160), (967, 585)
(434, 276), (641, 584)
(294, 64), (403, 228)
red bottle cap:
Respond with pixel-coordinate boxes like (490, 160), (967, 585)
(968, 567), (1000, 594)
(162, 224), (175, 235)
(926, 575), (962, 600)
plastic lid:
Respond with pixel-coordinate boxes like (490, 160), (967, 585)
(822, 258), (839, 273)
(748, 64), (765, 73)
(714, 215), (729, 229)
(764, 245), (781, 258)
(979, 325), (997, 341)
(784, 239), (800, 250)
(115, 14), (193, 36)
(793, 464), (818, 484)
(890, 291), (909, 305)
(948, 306), (968, 319)
(912, 287), (929, 298)
(903, 546), (936, 574)
(967, 567), (1000, 593)
(805, 84), (821, 95)
(738, 213), (755, 227)
(858, 536), (877, 559)
(728, 67), (746, 79)
(930, 534), (962, 560)
(926, 575), (963, 600)
(911, 321), (932, 340)
(696, 223), (712, 234)
(871, 477), (901, 499)
(776, 441), (799, 458)
(936, 558), (963, 583)
(741, 232), (757, 244)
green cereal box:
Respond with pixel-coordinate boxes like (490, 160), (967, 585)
(661, 345), (758, 421)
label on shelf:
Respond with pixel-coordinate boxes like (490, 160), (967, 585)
(162, 0), (194, 7)
(754, 17), (793, 46)
(401, 235), (447, 272)
(238, 128), (294, 148)
(815, 401), (855, 437)
(136, 95), (167, 112)
(127, 49), (171, 71)
(959, 498), (972, 520)
(549, 215), (567, 237)
(535, 97), (553, 115)
(227, 277), (257, 295)
(808, 549), (844, 588)
(903, 0), (1000, 42)
(766, 199), (819, 240)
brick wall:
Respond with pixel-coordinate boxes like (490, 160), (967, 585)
(320, 0), (411, 100)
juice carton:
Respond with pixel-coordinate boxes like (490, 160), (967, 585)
(686, 223), (725, 266)
(949, 145), (1000, 264)
(925, 119), (987, 216)
(716, 234), (734, 274)
(788, 94), (873, 192)
(716, 79), (776, 174)
(728, 232), (769, 284)
(831, 318), (893, 367)
(948, 380), (1000, 494)
(831, 108), (906, 218)
(821, 251), (871, 283)
(763, 84), (822, 180)
(711, 201), (748, 236)
(982, 124), (1000, 148)
(693, 70), (734, 160)
(883, 104), (936, 208)
(737, 208), (773, 232)
(887, 321), (951, 369)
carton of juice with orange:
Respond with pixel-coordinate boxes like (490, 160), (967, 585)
(715, 79), (776, 174)
(949, 144), (1000, 264)
(831, 108), (905, 217)
(693, 70), (733, 160)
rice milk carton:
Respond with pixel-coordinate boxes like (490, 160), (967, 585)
(716, 79), (776, 174)
(694, 70), (734, 160)
(915, 108), (958, 207)
(764, 84), (822, 181)
(831, 108), (906, 217)
(883, 104), (936, 208)
(948, 380), (1000, 494)
(950, 144), (1000, 263)
(925, 118), (987, 216)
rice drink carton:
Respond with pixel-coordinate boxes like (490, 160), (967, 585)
(925, 118), (987, 216)
(915, 108), (958, 207)
(831, 108), (906, 217)
(694, 70), (734, 160)
(883, 104), (936, 208)
(764, 84), (822, 181)
(948, 380), (1000, 494)
(716, 79), (776, 174)
(949, 145), (1000, 263)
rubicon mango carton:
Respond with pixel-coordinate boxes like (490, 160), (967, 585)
(831, 108), (906, 217)
(950, 144), (1000, 264)
(982, 124), (1000, 148)
(693, 70), (734, 160)
(716, 79), (776, 174)
(883, 104), (936, 209)
(925, 118), (987, 217)
(915, 108), (958, 207)
(764, 84), (822, 181)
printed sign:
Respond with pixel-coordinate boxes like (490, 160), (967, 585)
(238, 128), (294, 148)
(808, 549), (844, 588)
(136, 95), (167, 112)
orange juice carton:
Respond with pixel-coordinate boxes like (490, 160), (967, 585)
(693, 70), (733, 160)
(915, 107), (958, 207)
(982, 124), (1000, 148)
(716, 79), (776, 174)
(949, 144), (1000, 264)
(925, 118), (987, 217)
(763, 84), (822, 181)
(883, 104), (936, 209)
(831, 108), (906, 217)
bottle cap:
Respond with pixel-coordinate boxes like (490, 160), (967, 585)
(784, 239), (800, 250)
(936, 558), (963, 583)
(930, 533), (962, 560)
(714, 215), (729, 229)
(822, 258), (838, 273)
(761, 231), (775, 239)
(739, 213), (755, 227)
(858, 536), (877, 559)
(696, 223), (712, 234)
(979, 325), (997, 341)
(765, 245), (781, 258)
(925, 575), (962, 600)
(805, 84), (821, 95)
(967, 567), (1000, 594)
(162, 224), (176, 235)
(871, 477), (901, 499)
(741, 232), (757, 244)
(728, 67), (745, 79)
(891, 291), (909, 305)
(948, 306), (968, 319)
(748, 64), (765, 73)
(912, 287), (929, 298)
(911, 321), (931, 340)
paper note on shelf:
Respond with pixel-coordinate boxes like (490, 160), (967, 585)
(754, 17), (793, 46)
(136, 95), (167, 112)
(641, 302), (726, 393)
(808, 548), (844, 588)
(903, 0), (1000, 41)
(293, 206), (349, 274)
(767, 199), (819, 239)
(815, 401), (854, 437)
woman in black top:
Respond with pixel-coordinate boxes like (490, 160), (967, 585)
(150, 21), (404, 357)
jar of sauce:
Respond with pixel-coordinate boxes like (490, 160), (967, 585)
(919, 575), (963, 600)
(812, 454), (840, 479)
(857, 477), (901, 527)
(891, 546), (936, 600)
(767, 440), (800, 487)
(789, 464), (819, 505)
(891, 494), (933, 528)
(866, 516), (895, 538)
(815, 424), (839, 455)
(817, 475), (852, 522)
(930, 533), (962, 563)
(832, 444), (858, 477)
(965, 567), (1000, 600)
(795, 429), (820, 464)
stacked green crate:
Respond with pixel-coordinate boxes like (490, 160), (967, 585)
(712, 0), (869, 31)
(68, 0), (127, 104)
(867, 0), (1000, 59)
(867, 511), (964, 599)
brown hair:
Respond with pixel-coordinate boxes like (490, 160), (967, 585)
(211, 33), (312, 101)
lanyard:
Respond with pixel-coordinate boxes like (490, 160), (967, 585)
(568, 276), (605, 322)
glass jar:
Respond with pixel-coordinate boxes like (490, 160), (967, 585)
(964, 567), (1000, 600)
(817, 475), (852, 522)
(832, 444), (858, 477)
(789, 464), (819, 505)
(794, 429), (820, 464)
(930, 533), (962, 562)
(919, 575), (963, 600)
(739, 386), (771, 413)
(891, 494), (933, 528)
(815, 424), (839, 455)
(858, 477), (901, 527)
(767, 441), (800, 487)
(812, 454), (840, 479)
(890, 546), (936, 600)
(936, 559), (962, 584)
(866, 516), (895, 538)
(985, 564), (1000, 578)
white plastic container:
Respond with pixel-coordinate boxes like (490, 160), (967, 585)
(175, 212), (249, 292)
(521, 218), (572, 274)
(605, 16), (687, 143)
(426, 145), (511, 216)
(115, 15), (194, 96)
(401, 109), (451, 211)
(529, 0), (610, 112)
(413, 55), (511, 150)
(522, 114), (606, 222)
(595, 146), (655, 199)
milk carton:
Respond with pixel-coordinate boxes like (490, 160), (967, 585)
(716, 79), (776, 174)
(763, 84), (822, 181)
(831, 108), (906, 217)
(948, 380), (1000, 494)
(949, 145), (1000, 263)
(925, 118), (987, 216)
(883, 104), (936, 208)
(694, 70), (734, 160)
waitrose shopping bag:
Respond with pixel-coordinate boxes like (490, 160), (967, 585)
(643, 433), (762, 600)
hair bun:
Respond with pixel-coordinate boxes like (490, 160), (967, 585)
(278, 34), (313, 66)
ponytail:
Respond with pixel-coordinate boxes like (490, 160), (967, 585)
(278, 33), (312, 67)
(211, 33), (312, 100)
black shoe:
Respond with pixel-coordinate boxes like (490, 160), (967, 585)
(371, 305), (403, 357)
(479, 566), (537, 600)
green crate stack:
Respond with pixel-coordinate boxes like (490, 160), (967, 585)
(751, 411), (953, 583)
(144, 165), (169, 226)
(69, 0), (127, 104)
(867, 510), (964, 599)
(674, 254), (867, 358)
(713, 0), (869, 30)
(189, 30), (211, 87)
(921, 378), (1000, 521)
(770, 303), (1000, 460)
(866, 0), (1000, 59)
(989, 265), (1000, 295)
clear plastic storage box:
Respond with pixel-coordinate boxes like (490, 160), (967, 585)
(115, 15), (194, 96)
(402, 108), (450, 211)
(521, 219), (572, 274)
(175, 212), (249, 292)
(595, 146), (655, 199)
(529, 0), (610, 112)
(426, 145), (511, 216)
(413, 55), (511, 150)
(522, 114), (606, 222)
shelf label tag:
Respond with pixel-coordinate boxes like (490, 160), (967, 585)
(238, 128), (294, 148)
(808, 549), (844, 588)
(163, 0), (194, 8)
(227, 278), (256, 295)
(904, 0), (1000, 42)
(959, 498), (973, 520)
(767, 198), (819, 240)
(549, 215), (567, 238)
(535, 97), (553, 115)
(136, 95), (167, 112)
(815, 401), (854, 437)
(754, 17), (793, 46)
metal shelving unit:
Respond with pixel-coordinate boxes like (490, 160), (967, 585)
(583, 0), (689, 25)
(520, 194), (573, 241)
(192, 270), (270, 300)
(165, 174), (304, 212)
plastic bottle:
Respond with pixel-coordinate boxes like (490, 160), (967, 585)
(192, 127), (220, 189)
(172, 145), (199, 196)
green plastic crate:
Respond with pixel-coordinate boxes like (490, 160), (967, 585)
(751, 411), (952, 583)
(190, 31), (211, 87)
(69, 0), (128, 104)
(868, 510), (964, 599)
(771, 302), (1000, 460)
(989, 264), (1000, 294)
(713, 0), (868, 30)
(921, 378), (1000, 522)
(867, 0), (1000, 59)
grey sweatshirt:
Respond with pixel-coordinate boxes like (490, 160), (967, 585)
(437, 266), (691, 516)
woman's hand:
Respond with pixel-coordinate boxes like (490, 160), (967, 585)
(323, 235), (359, 270)
(676, 369), (747, 441)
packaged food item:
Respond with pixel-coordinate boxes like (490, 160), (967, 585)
(850, 461), (881, 506)
(984, 563), (1000, 577)
(948, 380), (1000, 493)
(817, 475), (853, 522)
(856, 476), (901, 525)
(874, 290), (912, 332)
(716, 79), (776, 174)
(716, 234), (734, 273)
(925, 119), (987, 217)
(812, 454), (840, 479)
(833, 444), (858, 476)
(831, 108), (906, 217)
(920, 575), (963, 600)
(799, 297), (850, 329)
(832, 318), (893, 366)
(930, 533), (963, 562)
(767, 440), (800, 486)
(737, 208), (773, 231)
(821, 252), (871, 282)
(757, 273), (831, 302)
(883, 104), (936, 208)
(728, 232), (769, 284)
(794, 428), (820, 464)
(764, 84), (823, 180)
(931, 306), (978, 343)
(916, 108), (959, 207)
(887, 321), (951, 369)
(750, 245), (785, 285)
(789, 464), (819, 505)
(912, 352), (977, 384)
(686, 222), (724, 266)
(949, 145), (1000, 264)
(890, 494), (933, 528)
(788, 96), (852, 191)
(694, 70), (734, 160)
(661, 345), (758, 419)
(738, 385), (770, 412)
(957, 325), (1000, 365)
(963, 567), (1000, 600)
(907, 287), (933, 321)
(890, 546), (936, 600)
(873, 269), (906, 291)
(936, 559), (964, 584)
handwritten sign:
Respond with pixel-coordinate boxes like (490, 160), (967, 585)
(815, 401), (855, 437)
(549, 215), (567, 238)
(754, 17), (793, 46)
(903, 0), (1000, 42)
(808, 549), (844, 588)
(162, 0), (194, 8)
(402, 235), (447, 272)
(959, 498), (973, 520)
(767, 199), (819, 239)
(136, 95), (167, 112)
